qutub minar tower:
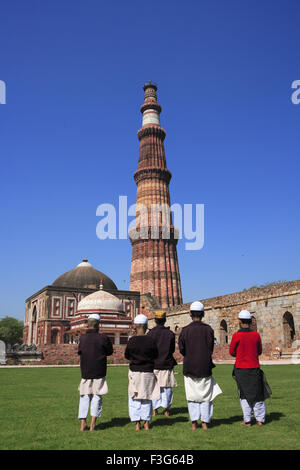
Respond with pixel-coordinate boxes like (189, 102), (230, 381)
(130, 82), (183, 308)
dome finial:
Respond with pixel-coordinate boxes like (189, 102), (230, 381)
(99, 279), (104, 290)
(77, 259), (92, 268)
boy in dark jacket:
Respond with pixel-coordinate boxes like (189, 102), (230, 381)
(78, 314), (113, 431)
(179, 301), (222, 430)
(147, 310), (177, 417)
(125, 314), (159, 431)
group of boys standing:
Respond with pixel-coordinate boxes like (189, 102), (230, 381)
(77, 302), (271, 432)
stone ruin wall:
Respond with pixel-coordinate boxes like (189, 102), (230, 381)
(149, 281), (300, 358)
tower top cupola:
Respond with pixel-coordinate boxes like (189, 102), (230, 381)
(141, 81), (161, 127)
(143, 80), (157, 92)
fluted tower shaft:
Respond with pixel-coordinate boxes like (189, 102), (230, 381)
(130, 82), (183, 308)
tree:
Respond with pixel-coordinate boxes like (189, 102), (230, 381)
(0, 317), (24, 345)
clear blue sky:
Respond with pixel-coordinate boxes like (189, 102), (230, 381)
(0, 0), (299, 321)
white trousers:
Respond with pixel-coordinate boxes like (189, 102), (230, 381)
(152, 387), (173, 411)
(240, 399), (266, 423)
(78, 394), (102, 419)
(187, 401), (213, 423)
(128, 394), (152, 422)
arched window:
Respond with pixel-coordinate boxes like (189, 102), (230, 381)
(120, 334), (128, 345)
(31, 306), (37, 344)
(64, 334), (69, 344)
(32, 306), (37, 323)
(219, 320), (228, 345)
(283, 312), (295, 348)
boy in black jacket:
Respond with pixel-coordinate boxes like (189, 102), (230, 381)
(125, 314), (159, 431)
(78, 314), (113, 431)
(147, 310), (177, 417)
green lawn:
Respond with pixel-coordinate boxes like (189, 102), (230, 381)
(0, 364), (299, 450)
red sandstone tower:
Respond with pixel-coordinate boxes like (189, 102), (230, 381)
(129, 82), (183, 308)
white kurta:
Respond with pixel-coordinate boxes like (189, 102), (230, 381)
(128, 371), (161, 401)
(184, 375), (222, 402)
(154, 369), (177, 388)
(78, 378), (108, 396)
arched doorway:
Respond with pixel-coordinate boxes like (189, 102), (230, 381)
(219, 320), (228, 345)
(283, 312), (295, 348)
(251, 316), (257, 332)
(51, 329), (59, 344)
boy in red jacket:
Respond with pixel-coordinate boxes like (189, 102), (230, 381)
(229, 310), (271, 427)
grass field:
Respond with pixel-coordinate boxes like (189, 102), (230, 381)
(0, 364), (299, 450)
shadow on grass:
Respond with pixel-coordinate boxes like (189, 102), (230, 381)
(212, 411), (284, 427)
(166, 407), (188, 415)
(152, 416), (188, 427)
(211, 415), (245, 426)
(265, 412), (285, 424)
(95, 412), (189, 430)
(95, 417), (129, 430)
(93, 411), (285, 431)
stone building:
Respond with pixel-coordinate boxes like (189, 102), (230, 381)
(23, 259), (139, 346)
(148, 280), (300, 356)
(67, 283), (133, 345)
(129, 82), (183, 309)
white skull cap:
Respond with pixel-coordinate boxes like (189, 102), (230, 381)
(238, 310), (252, 320)
(134, 314), (148, 325)
(190, 301), (204, 312)
(88, 314), (101, 321)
